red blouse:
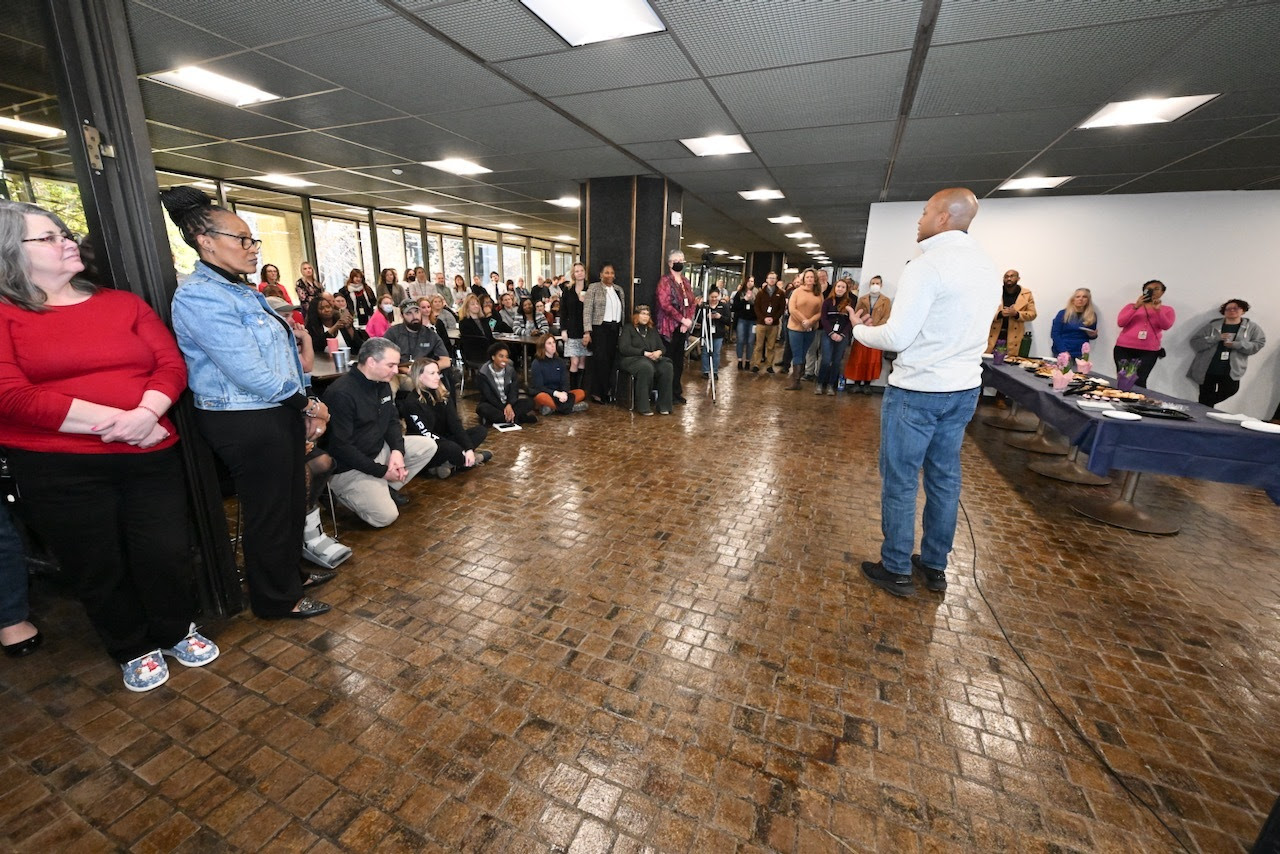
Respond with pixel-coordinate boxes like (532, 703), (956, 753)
(0, 288), (186, 454)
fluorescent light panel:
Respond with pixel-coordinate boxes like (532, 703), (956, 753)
(148, 67), (279, 107)
(728, 255), (744, 261)
(711, 250), (728, 255)
(0, 116), (66, 139)
(680, 134), (751, 157)
(520, 0), (664, 47)
(797, 242), (820, 248)
(496, 223), (521, 230)
(554, 234), (576, 241)
(547, 196), (580, 208)
(688, 242), (709, 249)
(403, 204), (441, 214)
(1078, 94), (1219, 129)
(784, 231), (811, 239)
(423, 158), (491, 176)
(998, 176), (1073, 191)
(768, 215), (802, 224)
(256, 173), (315, 188)
(738, 189), (784, 201)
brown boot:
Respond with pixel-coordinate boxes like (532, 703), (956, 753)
(785, 364), (802, 390)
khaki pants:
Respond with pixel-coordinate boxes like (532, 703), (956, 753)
(752, 322), (779, 369)
(329, 437), (436, 528)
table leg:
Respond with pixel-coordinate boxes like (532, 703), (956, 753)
(981, 400), (1038, 432)
(1005, 421), (1070, 455)
(1028, 446), (1112, 485)
(1071, 471), (1179, 534)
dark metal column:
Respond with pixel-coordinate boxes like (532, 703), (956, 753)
(41, 0), (243, 615)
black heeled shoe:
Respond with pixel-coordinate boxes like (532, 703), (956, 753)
(3, 629), (43, 658)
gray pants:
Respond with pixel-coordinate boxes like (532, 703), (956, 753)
(329, 437), (436, 528)
(621, 355), (673, 414)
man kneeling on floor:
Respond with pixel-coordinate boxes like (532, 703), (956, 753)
(322, 337), (436, 527)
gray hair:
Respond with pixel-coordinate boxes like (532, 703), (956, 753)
(0, 200), (96, 312)
(356, 336), (400, 365)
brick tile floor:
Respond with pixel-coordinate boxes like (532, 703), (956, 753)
(3, 369), (1278, 852)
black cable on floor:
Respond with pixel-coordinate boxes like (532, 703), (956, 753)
(957, 498), (1193, 853)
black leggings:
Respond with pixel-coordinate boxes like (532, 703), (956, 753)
(304, 450), (335, 512)
(1198, 376), (1240, 407)
(477, 399), (536, 425)
(429, 426), (489, 468)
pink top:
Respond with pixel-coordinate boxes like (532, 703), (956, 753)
(1115, 303), (1176, 351)
(366, 309), (392, 338)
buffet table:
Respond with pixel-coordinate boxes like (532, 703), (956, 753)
(979, 360), (1280, 533)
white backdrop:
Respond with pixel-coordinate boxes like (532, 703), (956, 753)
(860, 190), (1280, 418)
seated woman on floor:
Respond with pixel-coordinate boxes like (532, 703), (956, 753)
(397, 359), (492, 479)
(530, 333), (588, 416)
(475, 342), (537, 426)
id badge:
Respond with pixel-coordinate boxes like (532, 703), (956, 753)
(1220, 351), (1230, 360)
(766, 306), (773, 314)
(683, 298), (689, 307)
(1137, 330), (1148, 340)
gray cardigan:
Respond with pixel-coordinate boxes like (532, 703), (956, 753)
(1187, 316), (1266, 383)
(582, 282), (627, 329)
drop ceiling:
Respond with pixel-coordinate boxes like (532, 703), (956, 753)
(1, 0), (1277, 263)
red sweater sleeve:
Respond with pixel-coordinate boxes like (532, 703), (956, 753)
(0, 309), (75, 431)
(131, 294), (188, 401)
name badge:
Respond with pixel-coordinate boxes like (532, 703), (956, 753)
(767, 306), (773, 314)
(1137, 330), (1148, 340)
(1220, 351), (1230, 360)
(683, 298), (689, 307)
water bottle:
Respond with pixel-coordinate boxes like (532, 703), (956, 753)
(838, 377), (846, 391)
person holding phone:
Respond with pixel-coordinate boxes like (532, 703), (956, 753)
(1114, 279), (1175, 388)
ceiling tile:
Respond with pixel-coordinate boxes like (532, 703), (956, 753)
(1021, 140), (1215, 175)
(139, 80), (302, 139)
(333, 118), (496, 162)
(1168, 137), (1280, 170)
(748, 122), (897, 167)
(899, 107), (1086, 157)
(1118, 167), (1279, 192)
(552, 80), (733, 145)
(238, 132), (405, 170)
(125, 2), (243, 75)
(429, 100), (600, 153)
(407, 0), (565, 61)
(932, 0), (1226, 43)
(139, 0), (393, 49)
(890, 152), (1039, 185)
(494, 33), (696, 97)
(246, 89), (403, 128)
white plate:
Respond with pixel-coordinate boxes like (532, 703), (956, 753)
(1078, 400), (1115, 411)
(981, 353), (994, 359)
(1102, 409), (1141, 421)
(1205, 411), (1250, 423)
(1241, 419), (1280, 434)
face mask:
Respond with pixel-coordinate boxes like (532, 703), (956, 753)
(869, 284), (881, 295)
(381, 304), (394, 314)
(671, 262), (684, 273)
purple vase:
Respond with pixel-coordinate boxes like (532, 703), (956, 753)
(1116, 373), (1137, 392)
(992, 351), (1006, 365)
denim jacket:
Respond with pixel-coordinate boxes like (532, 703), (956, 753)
(172, 261), (305, 411)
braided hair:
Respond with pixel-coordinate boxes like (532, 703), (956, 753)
(159, 185), (221, 250)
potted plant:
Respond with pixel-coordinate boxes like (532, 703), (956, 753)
(992, 338), (1008, 365)
(1075, 341), (1092, 374)
(1051, 352), (1073, 391)
(1116, 359), (1139, 392)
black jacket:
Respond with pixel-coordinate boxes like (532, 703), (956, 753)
(396, 391), (475, 449)
(475, 362), (521, 409)
(458, 316), (496, 366)
(321, 368), (403, 477)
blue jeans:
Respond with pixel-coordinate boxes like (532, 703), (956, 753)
(701, 337), (723, 373)
(818, 334), (851, 386)
(0, 504), (29, 629)
(787, 329), (816, 367)
(735, 318), (755, 361)
(878, 385), (980, 575)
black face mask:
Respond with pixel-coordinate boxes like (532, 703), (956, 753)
(671, 262), (684, 273)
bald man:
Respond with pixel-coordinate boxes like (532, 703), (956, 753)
(848, 188), (1000, 597)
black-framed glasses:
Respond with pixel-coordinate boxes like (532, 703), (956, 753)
(207, 229), (262, 250)
(21, 231), (80, 246)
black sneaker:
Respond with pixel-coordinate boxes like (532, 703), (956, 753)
(912, 554), (946, 592)
(862, 561), (916, 597)
(751, 365), (760, 373)
(765, 367), (774, 374)
(388, 486), (410, 507)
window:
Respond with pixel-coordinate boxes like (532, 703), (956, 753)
(472, 239), (498, 287)
(441, 236), (466, 281)
(313, 216), (364, 293)
(529, 247), (549, 282)
(425, 233), (442, 279)
(376, 226), (406, 277)
(357, 223), (374, 281)
(555, 250), (576, 277)
(502, 243), (525, 284)
(29, 176), (88, 239)
(405, 231), (423, 269)
(235, 204), (304, 299)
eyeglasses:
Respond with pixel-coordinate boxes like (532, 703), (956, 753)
(207, 230), (262, 250)
(22, 231), (80, 246)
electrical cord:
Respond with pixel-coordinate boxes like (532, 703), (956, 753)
(957, 498), (1193, 853)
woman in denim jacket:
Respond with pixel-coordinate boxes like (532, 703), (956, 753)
(164, 186), (333, 620)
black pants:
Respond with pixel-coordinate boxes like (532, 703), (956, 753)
(587, 322), (621, 402)
(7, 447), (195, 662)
(197, 408), (306, 618)
(663, 328), (688, 396)
(1113, 345), (1161, 388)
(477, 398), (536, 425)
(1198, 375), (1240, 407)
(429, 426), (489, 468)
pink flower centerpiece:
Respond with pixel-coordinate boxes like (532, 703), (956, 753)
(1076, 341), (1092, 374)
(1051, 352), (1073, 391)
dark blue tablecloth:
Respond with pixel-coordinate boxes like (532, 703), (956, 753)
(980, 361), (1280, 504)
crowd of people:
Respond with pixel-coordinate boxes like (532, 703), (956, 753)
(2, 185), (1275, 693)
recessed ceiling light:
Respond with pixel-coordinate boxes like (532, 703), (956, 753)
(739, 189), (784, 201)
(1078, 94), (1219, 129)
(423, 158), (492, 176)
(403, 204), (442, 214)
(688, 242), (709, 249)
(712, 249), (729, 255)
(680, 134), (751, 157)
(547, 196), (581, 208)
(784, 232), (811, 239)
(391, 168), (404, 175)
(768, 215), (802, 224)
(728, 255), (744, 261)
(807, 250), (826, 256)
(798, 242), (820, 248)
(341, 207), (367, 215)
(997, 176), (1073, 191)
(256, 173), (315, 188)
(554, 234), (575, 241)
(496, 223), (521, 230)
(0, 116), (66, 139)
(147, 67), (279, 107)
(519, 0), (665, 47)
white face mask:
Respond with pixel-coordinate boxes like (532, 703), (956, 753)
(381, 304), (394, 314)
(869, 284), (882, 295)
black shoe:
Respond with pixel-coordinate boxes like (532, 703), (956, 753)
(302, 569), (337, 589)
(674, 395), (687, 405)
(283, 597), (331, 619)
(2, 629), (42, 658)
(428, 464), (454, 479)
(751, 365), (760, 373)
(518, 412), (538, 424)
(388, 487), (410, 507)
(862, 561), (916, 598)
(475, 450), (493, 464)
(912, 554), (947, 592)
(765, 367), (774, 374)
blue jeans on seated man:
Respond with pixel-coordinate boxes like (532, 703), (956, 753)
(701, 337), (723, 374)
(878, 384), (980, 576)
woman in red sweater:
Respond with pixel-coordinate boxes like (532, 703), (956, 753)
(0, 201), (218, 692)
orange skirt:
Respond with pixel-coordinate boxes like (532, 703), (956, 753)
(845, 341), (883, 381)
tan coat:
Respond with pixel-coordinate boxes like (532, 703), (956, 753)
(987, 287), (1037, 352)
(854, 294), (892, 327)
